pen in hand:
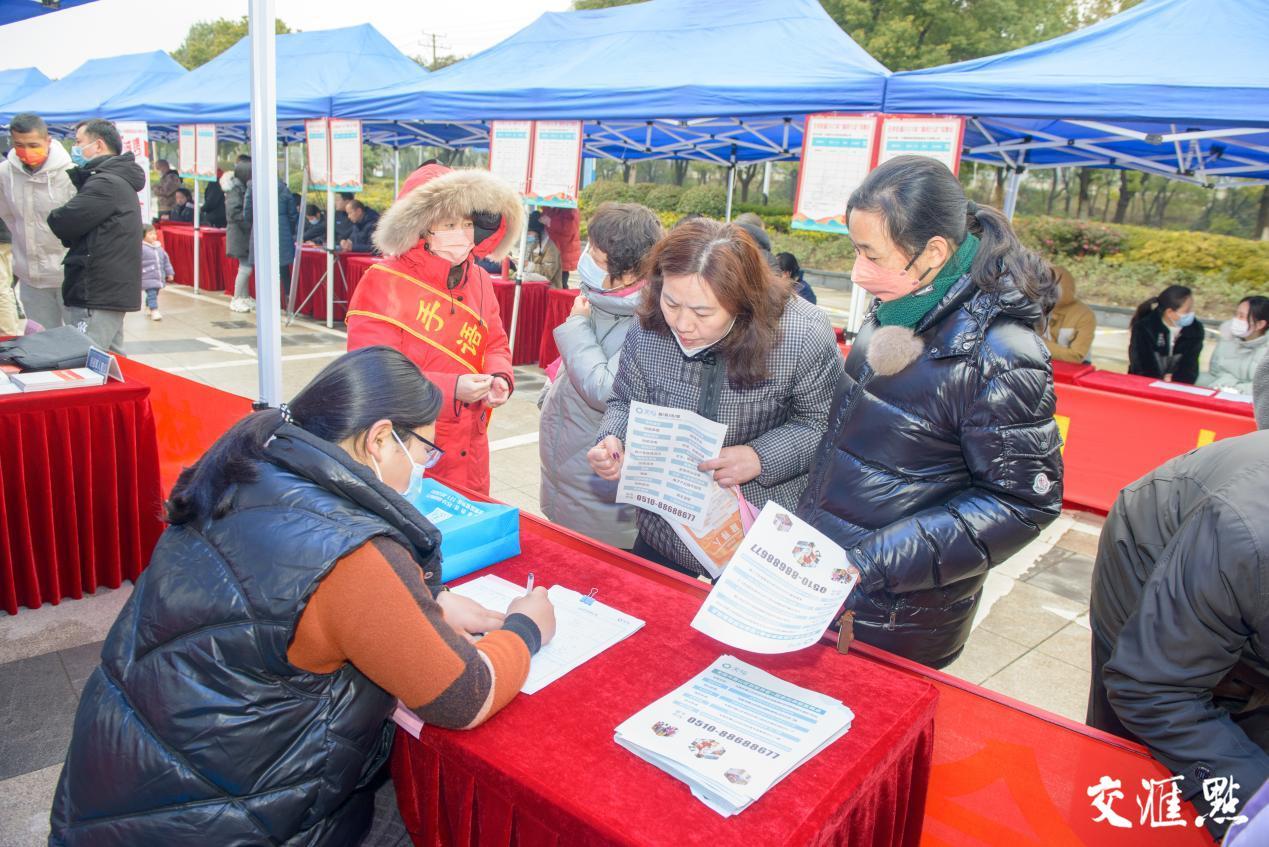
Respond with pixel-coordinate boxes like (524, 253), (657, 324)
(525, 572), (535, 596)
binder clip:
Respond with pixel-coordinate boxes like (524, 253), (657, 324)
(581, 587), (598, 606)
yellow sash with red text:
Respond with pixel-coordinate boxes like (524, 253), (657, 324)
(347, 264), (490, 374)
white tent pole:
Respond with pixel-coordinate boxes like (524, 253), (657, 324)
(1003, 168), (1023, 220)
(326, 181), (334, 329)
(248, 0), (282, 407)
(508, 203), (532, 361)
(193, 178), (201, 295)
(284, 140), (290, 186)
(724, 164), (736, 221)
(761, 161), (771, 205)
(393, 143), (400, 197)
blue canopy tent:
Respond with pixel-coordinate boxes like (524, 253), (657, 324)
(106, 25), (429, 328)
(0, 0), (97, 27)
(0, 50), (185, 127)
(884, 0), (1269, 214)
(106, 24), (427, 144)
(334, 0), (890, 167)
(0, 67), (50, 114)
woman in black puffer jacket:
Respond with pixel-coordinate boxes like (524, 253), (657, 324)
(797, 156), (1064, 669)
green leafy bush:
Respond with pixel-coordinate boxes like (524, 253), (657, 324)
(1014, 216), (1126, 258)
(677, 185), (727, 217)
(644, 184), (685, 212)
(1114, 224), (1269, 286)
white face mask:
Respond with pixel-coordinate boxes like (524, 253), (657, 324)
(1231, 318), (1251, 338)
(577, 247), (607, 292)
(673, 317), (737, 357)
(370, 430), (426, 498)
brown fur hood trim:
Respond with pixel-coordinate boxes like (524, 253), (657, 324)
(373, 166), (525, 260)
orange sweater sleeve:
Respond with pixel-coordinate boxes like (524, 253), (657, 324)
(288, 537), (532, 728)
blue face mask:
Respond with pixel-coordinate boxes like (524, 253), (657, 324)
(370, 430), (427, 499)
(1175, 311), (1196, 328)
(577, 247), (607, 292)
(69, 145), (88, 167)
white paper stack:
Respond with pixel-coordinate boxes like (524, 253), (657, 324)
(614, 656), (854, 816)
(0, 370), (17, 396)
(450, 575), (645, 694)
(8, 368), (105, 392)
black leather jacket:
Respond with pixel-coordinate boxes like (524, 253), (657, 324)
(798, 273), (1063, 667)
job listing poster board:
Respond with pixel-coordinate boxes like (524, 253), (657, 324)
(306, 119), (364, 193)
(178, 124), (218, 182)
(792, 113), (965, 234)
(875, 115), (966, 175)
(116, 121), (152, 221)
(487, 119), (584, 209)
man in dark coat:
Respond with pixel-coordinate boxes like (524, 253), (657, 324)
(338, 200), (379, 254)
(200, 177), (227, 228)
(246, 176), (300, 295)
(1089, 429), (1269, 839)
(47, 119), (145, 353)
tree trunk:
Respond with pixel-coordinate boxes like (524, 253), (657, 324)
(1256, 186), (1269, 241)
(1076, 169), (1093, 219)
(1063, 169), (1073, 216)
(1113, 171), (1135, 224)
(672, 159), (690, 187)
(991, 167), (1006, 207)
(1101, 184), (1113, 221)
(736, 164), (759, 203)
(1046, 169), (1060, 215)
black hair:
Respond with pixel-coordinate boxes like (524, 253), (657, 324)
(10, 113), (47, 135)
(587, 202), (663, 282)
(233, 159), (252, 183)
(1241, 295), (1269, 336)
(527, 210), (545, 236)
(306, 203), (321, 217)
(775, 251), (801, 279)
(236, 153), (251, 163)
(74, 118), (121, 155)
(339, 191), (356, 202)
(1131, 284), (1192, 329)
(348, 199), (365, 212)
(166, 346), (443, 525)
(174, 187), (191, 201)
(848, 155), (1055, 308)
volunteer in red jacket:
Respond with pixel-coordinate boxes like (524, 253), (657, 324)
(346, 163), (524, 495)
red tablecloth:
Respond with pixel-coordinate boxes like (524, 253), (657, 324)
(492, 279), (550, 366)
(1051, 360), (1094, 384)
(1074, 369), (1256, 418)
(538, 287), (582, 366)
(391, 528), (937, 847)
(157, 224), (227, 292)
(0, 379), (164, 614)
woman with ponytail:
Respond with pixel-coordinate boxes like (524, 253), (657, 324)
(51, 346), (555, 847)
(1128, 284), (1203, 384)
(797, 155), (1064, 669)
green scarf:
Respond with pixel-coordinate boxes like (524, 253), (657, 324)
(875, 234), (980, 329)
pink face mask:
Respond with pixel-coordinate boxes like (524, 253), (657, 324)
(427, 228), (474, 266)
(850, 249), (931, 302)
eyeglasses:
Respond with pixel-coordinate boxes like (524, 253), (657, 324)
(402, 429), (444, 469)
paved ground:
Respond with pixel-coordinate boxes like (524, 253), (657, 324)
(0, 282), (1112, 845)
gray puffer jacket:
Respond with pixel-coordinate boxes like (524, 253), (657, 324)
(1256, 353), (1269, 429)
(539, 288), (641, 549)
(1090, 429), (1269, 840)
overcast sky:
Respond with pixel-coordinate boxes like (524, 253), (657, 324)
(2, 0), (574, 78)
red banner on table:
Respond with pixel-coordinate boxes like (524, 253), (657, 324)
(1054, 383), (1255, 513)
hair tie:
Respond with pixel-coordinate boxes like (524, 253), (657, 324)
(278, 403), (295, 425)
(966, 200), (978, 216)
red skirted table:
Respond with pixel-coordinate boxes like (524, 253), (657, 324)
(343, 254), (380, 313)
(157, 223), (227, 292)
(1074, 369), (1256, 418)
(391, 529), (938, 847)
(537, 287), (582, 367)
(1051, 360), (1094, 385)
(492, 279), (550, 366)
(0, 379), (164, 614)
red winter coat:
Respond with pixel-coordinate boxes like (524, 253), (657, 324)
(346, 164), (524, 495)
(542, 207), (580, 273)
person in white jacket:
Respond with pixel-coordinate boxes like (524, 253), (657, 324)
(0, 112), (75, 330)
(538, 203), (662, 549)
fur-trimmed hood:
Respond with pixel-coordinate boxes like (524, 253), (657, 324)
(373, 164), (524, 260)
